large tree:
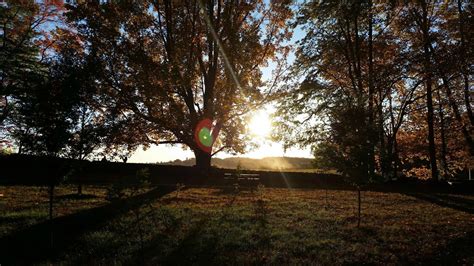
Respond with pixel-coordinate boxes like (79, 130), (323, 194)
(275, 1), (399, 180)
(0, 1), (62, 125)
(275, 0), (472, 181)
(63, 0), (292, 170)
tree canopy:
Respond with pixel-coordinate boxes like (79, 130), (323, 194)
(1, 0), (472, 180)
(275, 0), (473, 181)
(61, 0), (292, 169)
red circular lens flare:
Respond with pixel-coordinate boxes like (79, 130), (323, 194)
(194, 119), (213, 153)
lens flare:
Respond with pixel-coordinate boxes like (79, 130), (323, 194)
(198, 127), (213, 147)
(194, 118), (221, 153)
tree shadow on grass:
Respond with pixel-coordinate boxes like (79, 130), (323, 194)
(123, 215), (215, 265)
(0, 185), (176, 265)
(161, 219), (218, 265)
(55, 193), (100, 200)
(420, 231), (474, 264)
(406, 192), (474, 215)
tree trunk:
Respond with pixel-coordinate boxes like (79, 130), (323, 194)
(420, 2), (439, 181)
(367, 0), (376, 179)
(437, 88), (448, 179)
(426, 77), (438, 181)
(325, 188), (329, 209)
(457, 0), (474, 126)
(425, 64), (438, 181)
(462, 73), (473, 126)
(441, 76), (474, 156)
(379, 91), (387, 178)
(49, 184), (54, 220)
(388, 92), (397, 179)
(357, 187), (361, 228)
(194, 148), (212, 175)
(428, 40), (474, 156)
(77, 184), (82, 196)
(49, 183), (54, 251)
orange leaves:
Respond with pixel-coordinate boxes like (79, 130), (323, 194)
(44, 0), (64, 9)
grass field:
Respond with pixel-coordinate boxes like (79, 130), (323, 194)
(0, 184), (473, 264)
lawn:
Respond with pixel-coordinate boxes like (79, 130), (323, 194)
(0, 184), (473, 264)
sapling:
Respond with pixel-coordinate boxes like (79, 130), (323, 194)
(175, 183), (185, 199)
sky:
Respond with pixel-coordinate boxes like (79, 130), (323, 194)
(129, 24), (309, 164)
(129, 104), (312, 164)
(129, 143), (312, 164)
(129, 104), (313, 164)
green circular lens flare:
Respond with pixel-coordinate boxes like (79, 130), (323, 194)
(198, 127), (213, 147)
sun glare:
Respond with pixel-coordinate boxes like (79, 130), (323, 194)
(249, 110), (272, 138)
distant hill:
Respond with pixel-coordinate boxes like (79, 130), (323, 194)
(159, 156), (316, 170)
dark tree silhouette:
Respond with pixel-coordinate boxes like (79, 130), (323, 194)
(275, 1), (473, 182)
(62, 1), (292, 171)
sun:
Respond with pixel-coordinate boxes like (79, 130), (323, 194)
(248, 109), (272, 138)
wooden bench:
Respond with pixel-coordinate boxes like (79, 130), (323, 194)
(224, 173), (260, 187)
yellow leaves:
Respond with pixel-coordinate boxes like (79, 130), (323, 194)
(403, 167), (431, 180)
